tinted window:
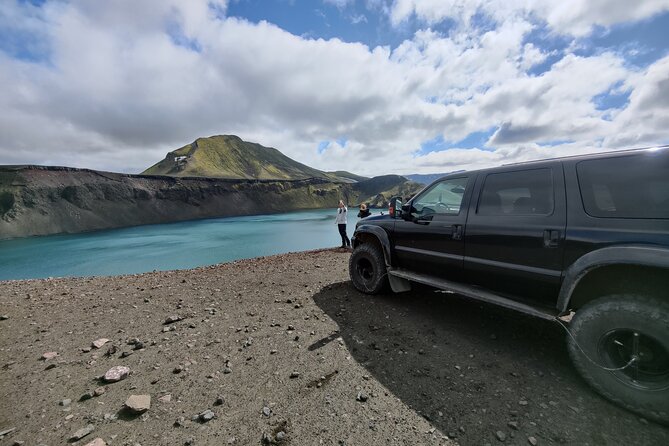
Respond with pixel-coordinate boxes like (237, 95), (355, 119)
(478, 168), (554, 216)
(577, 153), (669, 219)
(412, 177), (468, 217)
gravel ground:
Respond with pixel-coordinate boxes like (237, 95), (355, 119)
(0, 249), (449, 446)
(1, 248), (668, 445)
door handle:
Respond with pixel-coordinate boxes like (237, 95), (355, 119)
(415, 215), (433, 225)
(452, 224), (463, 240)
(543, 229), (560, 248)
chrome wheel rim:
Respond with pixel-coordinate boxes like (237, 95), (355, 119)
(598, 329), (669, 391)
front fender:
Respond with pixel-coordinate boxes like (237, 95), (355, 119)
(557, 245), (669, 312)
(352, 224), (393, 267)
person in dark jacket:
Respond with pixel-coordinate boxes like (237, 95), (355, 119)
(357, 203), (371, 219)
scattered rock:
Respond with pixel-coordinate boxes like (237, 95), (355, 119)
(83, 438), (107, 446)
(262, 406), (272, 417)
(120, 351), (133, 358)
(0, 428), (16, 436)
(59, 398), (72, 407)
(103, 366), (130, 383)
(528, 436), (538, 446)
(519, 400), (528, 406)
(173, 365), (183, 374)
(276, 431), (286, 442)
(94, 387), (106, 397)
(496, 431), (506, 442)
(197, 409), (215, 422)
(80, 390), (95, 401)
(92, 338), (109, 349)
(0, 315), (9, 320)
(104, 345), (118, 356)
(289, 371), (300, 379)
(69, 424), (95, 441)
(124, 394), (151, 414)
(41, 352), (58, 361)
(214, 396), (224, 406)
(158, 394), (172, 403)
(507, 421), (519, 430)
(223, 367), (232, 374)
(174, 417), (186, 427)
(356, 391), (369, 402)
(164, 315), (183, 325)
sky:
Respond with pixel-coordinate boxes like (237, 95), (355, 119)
(1, 0), (668, 176)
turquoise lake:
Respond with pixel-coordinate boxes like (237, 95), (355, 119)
(0, 208), (373, 281)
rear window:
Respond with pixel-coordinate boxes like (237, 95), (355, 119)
(577, 152), (669, 219)
(477, 168), (554, 216)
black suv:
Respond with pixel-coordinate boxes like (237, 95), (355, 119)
(349, 147), (669, 423)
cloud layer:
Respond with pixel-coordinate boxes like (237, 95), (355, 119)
(0, 0), (668, 176)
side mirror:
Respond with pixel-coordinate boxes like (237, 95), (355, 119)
(401, 202), (413, 218)
(389, 196), (402, 218)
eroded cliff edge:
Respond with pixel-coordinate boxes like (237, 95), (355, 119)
(0, 166), (418, 239)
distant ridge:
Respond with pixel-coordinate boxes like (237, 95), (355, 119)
(405, 172), (463, 185)
(143, 135), (330, 180)
(327, 171), (370, 183)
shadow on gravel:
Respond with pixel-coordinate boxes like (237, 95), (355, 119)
(313, 282), (669, 446)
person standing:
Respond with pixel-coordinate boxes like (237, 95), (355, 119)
(335, 200), (351, 248)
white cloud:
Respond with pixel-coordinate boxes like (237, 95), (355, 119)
(0, 0), (667, 178)
(389, 0), (669, 36)
(323, 0), (355, 9)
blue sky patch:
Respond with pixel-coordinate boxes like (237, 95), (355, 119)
(419, 128), (496, 154)
(166, 20), (202, 52)
(317, 140), (329, 154)
(593, 83), (631, 111)
(0, 0), (51, 63)
(573, 11), (669, 68)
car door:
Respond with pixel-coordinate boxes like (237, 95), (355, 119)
(393, 175), (473, 280)
(464, 164), (566, 304)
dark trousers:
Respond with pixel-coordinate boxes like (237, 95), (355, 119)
(338, 224), (350, 247)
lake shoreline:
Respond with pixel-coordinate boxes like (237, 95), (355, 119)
(0, 209), (373, 281)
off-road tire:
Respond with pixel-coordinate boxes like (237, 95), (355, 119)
(349, 243), (388, 294)
(568, 294), (669, 424)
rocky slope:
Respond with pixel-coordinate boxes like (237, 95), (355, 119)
(0, 166), (421, 239)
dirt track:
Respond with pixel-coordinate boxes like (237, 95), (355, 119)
(1, 249), (668, 445)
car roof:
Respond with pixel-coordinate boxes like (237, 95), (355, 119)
(435, 145), (669, 180)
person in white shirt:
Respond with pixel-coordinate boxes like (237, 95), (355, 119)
(335, 200), (351, 248)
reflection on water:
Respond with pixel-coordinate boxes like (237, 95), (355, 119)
(0, 208), (375, 280)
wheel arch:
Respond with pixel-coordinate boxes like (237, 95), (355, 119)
(352, 225), (393, 267)
(558, 245), (669, 312)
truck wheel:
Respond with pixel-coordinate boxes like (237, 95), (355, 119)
(567, 294), (669, 424)
(349, 243), (388, 294)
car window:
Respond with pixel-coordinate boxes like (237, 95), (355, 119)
(577, 153), (669, 219)
(412, 177), (468, 217)
(478, 168), (554, 216)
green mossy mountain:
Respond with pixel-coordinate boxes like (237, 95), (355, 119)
(143, 135), (330, 180)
